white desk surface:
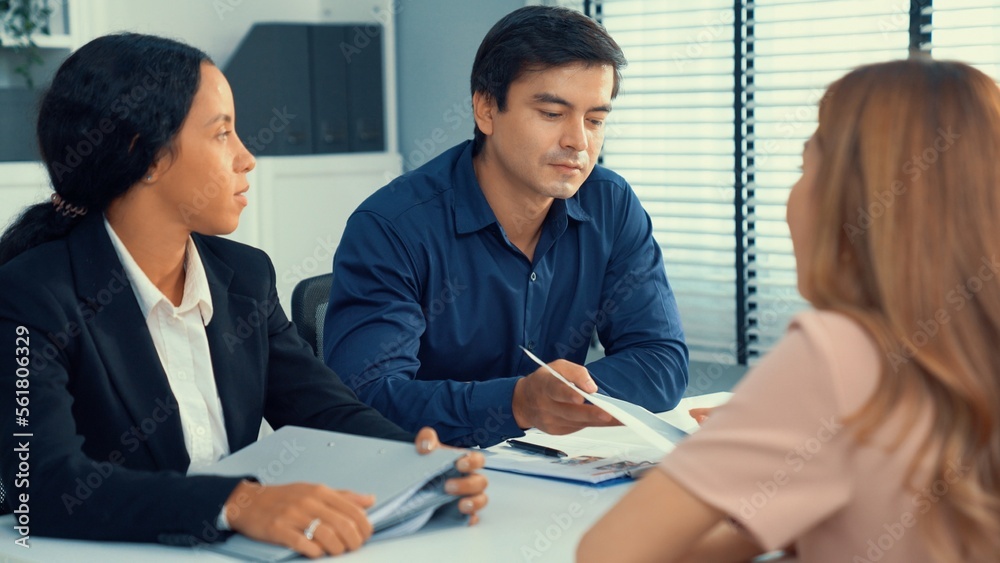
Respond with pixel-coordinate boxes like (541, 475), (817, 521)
(0, 393), (733, 563)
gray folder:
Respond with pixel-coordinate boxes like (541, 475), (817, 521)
(190, 426), (465, 561)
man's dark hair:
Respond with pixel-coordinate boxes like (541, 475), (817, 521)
(469, 5), (626, 155)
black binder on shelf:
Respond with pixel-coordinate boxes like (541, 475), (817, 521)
(224, 23), (385, 157)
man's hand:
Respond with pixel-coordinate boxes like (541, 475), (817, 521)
(414, 427), (489, 525)
(511, 359), (616, 434)
(225, 481), (375, 559)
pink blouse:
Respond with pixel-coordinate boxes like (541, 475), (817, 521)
(660, 310), (943, 562)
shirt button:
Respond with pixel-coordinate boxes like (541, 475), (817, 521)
(196, 426), (206, 436)
(530, 272), (537, 282)
(527, 340), (536, 350)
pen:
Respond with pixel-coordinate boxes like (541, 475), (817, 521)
(506, 439), (568, 458)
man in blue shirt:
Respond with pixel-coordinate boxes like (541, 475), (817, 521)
(324, 5), (688, 447)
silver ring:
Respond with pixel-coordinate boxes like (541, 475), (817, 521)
(303, 518), (321, 541)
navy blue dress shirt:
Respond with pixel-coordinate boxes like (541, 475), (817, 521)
(324, 141), (688, 447)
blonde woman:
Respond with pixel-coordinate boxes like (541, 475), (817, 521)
(579, 59), (1000, 562)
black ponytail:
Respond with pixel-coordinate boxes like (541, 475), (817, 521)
(0, 33), (211, 265)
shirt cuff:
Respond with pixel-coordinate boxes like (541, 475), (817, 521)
(466, 376), (525, 447)
(216, 506), (231, 531)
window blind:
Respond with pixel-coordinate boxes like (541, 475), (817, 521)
(746, 0), (912, 361)
(930, 0), (1000, 80)
(599, 0), (740, 364)
(564, 0), (999, 366)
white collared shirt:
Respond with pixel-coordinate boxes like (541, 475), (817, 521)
(104, 218), (230, 472)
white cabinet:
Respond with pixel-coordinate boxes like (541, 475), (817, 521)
(227, 152), (401, 306)
(0, 162), (50, 228)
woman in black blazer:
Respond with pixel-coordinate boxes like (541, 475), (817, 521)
(0, 33), (486, 558)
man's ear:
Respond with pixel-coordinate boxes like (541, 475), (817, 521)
(472, 91), (496, 137)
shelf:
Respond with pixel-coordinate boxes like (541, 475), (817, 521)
(0, 32), (74, 50)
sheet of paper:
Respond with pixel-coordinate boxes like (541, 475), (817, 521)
(521, 347), (688, 453)
(484, 435), (666, 484)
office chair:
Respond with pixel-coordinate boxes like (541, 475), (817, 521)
(290, 273), (333, 358)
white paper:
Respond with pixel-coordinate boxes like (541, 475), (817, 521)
(520, 347), (687, 453)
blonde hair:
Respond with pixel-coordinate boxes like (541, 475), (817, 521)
(805, 58), (1000, 560)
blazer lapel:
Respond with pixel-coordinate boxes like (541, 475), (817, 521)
(195, 236), (266, 453)
(68, 215), (190, 471)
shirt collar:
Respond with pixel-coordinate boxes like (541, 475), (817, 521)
(103, 217), (214, 324)
(452, 141), (592, 234)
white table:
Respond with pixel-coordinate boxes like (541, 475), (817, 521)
(0, 394), (733, 562)
(0, 469), (630, 562)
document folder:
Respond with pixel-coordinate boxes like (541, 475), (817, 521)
(191, 426), (465, 562)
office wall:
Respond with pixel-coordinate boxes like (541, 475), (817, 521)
(86, 0), (324, 66)
(395, 0), (524, 172)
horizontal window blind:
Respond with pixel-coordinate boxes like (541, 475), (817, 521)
(574, 0), (999, 366)
(746, 0), (912, 361)
(931, 0), (1000, 80)
(599, 0), (739, 364)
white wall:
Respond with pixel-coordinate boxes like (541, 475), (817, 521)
(87, 0), (321, 67)
(395, 0), (524, 170)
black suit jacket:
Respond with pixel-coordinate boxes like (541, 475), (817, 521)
(0, 213), (411, 545)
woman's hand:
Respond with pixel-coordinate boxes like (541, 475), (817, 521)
(414, 427), (489, 525)
(224, 480), (375, 559)
(688, 407), (714, 425)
